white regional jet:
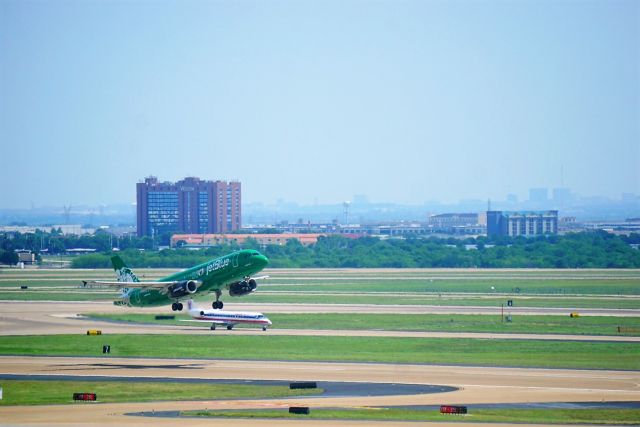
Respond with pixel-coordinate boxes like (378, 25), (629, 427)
(182, 300), (272, 331)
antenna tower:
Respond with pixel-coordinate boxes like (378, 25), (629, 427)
(62, 205), (72, 224)
(343, 201), (350, 225)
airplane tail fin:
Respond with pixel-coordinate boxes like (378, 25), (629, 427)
(187, 299), (200, 317)
(111, 255), (140, 283)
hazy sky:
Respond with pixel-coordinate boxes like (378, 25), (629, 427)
(1, 0), (638, 208)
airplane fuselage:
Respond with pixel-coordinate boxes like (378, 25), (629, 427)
(192, 310), (272, 328)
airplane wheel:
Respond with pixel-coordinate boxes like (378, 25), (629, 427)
(210, 325), (216, 330)
(227, 325), (233, 330)
(171, 303), (177, 311)
(218, 301), (224, 309)
(212, 301), (224, 309)
(177, 302), (183, 311)
(262, 327), (267, 331)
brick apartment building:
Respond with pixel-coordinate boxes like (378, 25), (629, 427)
(136, 176), (241, 237)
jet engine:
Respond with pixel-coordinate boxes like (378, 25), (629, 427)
(168, 280), (198, 298)
(229, 279), (257, 297)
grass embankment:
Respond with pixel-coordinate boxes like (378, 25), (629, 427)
(3, 277), (638, 294)
(2, 268), (639, 304)
(184, 407), (640, 424)
(0, 291), (116, 301)
(4, 290), (640, 309)
(0, 335), (638, 370)
(263, 278), (640, 295)
(0, 380), (320, 406)
(85, 312), (640, 336)
(245, 293), (640, 309)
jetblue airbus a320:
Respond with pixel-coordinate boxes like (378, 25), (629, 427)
(82, 249), (268, 311)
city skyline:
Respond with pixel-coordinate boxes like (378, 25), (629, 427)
(1, 0), (638, 209)
(0, 183), (637, 227)
(0, 184), (636, 210)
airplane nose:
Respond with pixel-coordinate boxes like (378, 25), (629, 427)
(257, 254), (269, 267)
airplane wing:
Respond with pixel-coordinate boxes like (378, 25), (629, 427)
(81, 280), (200, 290)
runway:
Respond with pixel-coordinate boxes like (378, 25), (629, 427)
(4, 300), (640, 316)
(1, 300), (639, 426)
(0, 301), (637, 342)
(1, 355), (639, 426)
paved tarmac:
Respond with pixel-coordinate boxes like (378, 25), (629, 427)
(0, 300), (639, 426)
(1, 301), (638, 341)
(1, 356), (639, 426)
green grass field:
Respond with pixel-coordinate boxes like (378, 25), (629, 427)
(241, 293), (640, 308)
(261, 279), (640, 295)
(4, 290), (640, 309)
(85, 312), (640, 336)
(0, 334), (638, 369)
(0, 291), (117, 301)
(0, 380), (320, 406)
(2, 268), (639, 295)
(183, 407), (640, 424)
(2, 290), (639, 311)
(2, 268), (639, 312)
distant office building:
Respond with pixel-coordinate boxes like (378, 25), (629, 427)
(487, 210), (558, 237)
(582, 218), (640, 236)
(170, 233), (322, 248)
(428, 213), (479, 228)
(558, 216), (581, 234)
(477, 212), (487, 226)
(136, 176), (241, 237)
(0, 225), (94, 235)
(529, 188), (548, 203)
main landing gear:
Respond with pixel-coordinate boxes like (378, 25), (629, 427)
(212, 290), (224, 309)
(171, 302), (183, 311)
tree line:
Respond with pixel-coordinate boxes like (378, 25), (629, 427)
(1, 229), (639, 269)
(64, 231), (640, 269)
(0, 229), (154, 256)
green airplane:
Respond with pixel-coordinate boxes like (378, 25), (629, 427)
(82, 249), (269, 311)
